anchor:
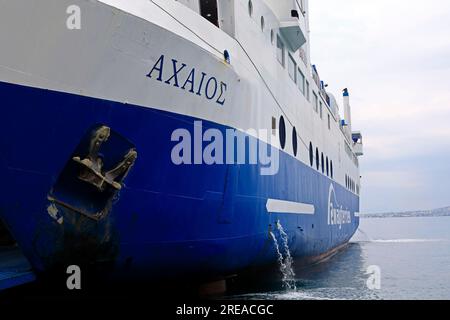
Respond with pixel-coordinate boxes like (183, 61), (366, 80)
(73, 126), (138, 192)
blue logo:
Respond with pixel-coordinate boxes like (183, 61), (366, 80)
(328, 183), (351, 229)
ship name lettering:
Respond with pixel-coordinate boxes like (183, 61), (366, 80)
(147, 54), (228, 106)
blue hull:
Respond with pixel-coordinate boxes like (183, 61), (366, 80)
(0, 81), (359, 280)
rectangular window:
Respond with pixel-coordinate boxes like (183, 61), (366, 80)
(272, 117), (277, 135)
(277, 35), (285, 67)
(306, 80), (310, 101)
(313, 92), (318, 113)
(297, 68), (305, 94)
(288, 54), (297, 83)
(319, 101), (323, 119)
(328, 114), (331, 130)
(199, 0), (219, 27)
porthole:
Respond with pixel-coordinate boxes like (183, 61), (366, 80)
(309, 143), (313, 167)
(292, 127), (298, 157)
(223, 50), (230, 64)
(260, 16), (265, 31)
(248, 0), (253, 17)
(326, 157), (329, 176)
(279, 116), (286, 150)
(321, 153), (324, 173)
(315, 148), (319, 170)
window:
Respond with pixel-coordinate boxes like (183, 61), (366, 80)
(316, 148), (319, 170)
(292, 127), (298, 157)
(276, 35), (285, 67)
(288, 54), (297, 83)
(297, 68), (305, 94)
(199, 0), (219, 27)
(260, 16), (265, 31)
(328, 114), (331, 130)
(309, 143), (313, 166)
(313, 92), (318, 113)
(326, 157), (329, 176)
(271, 117), (276, 135)
(306, 80), (310, 101)
(248, 0), (253, 16)
(279, 116), (286, 149)
(271, 29), (274, 44)
(319, 101), (323, 119)
(321, 153), (324, 173)
(330, 161), (333, 179)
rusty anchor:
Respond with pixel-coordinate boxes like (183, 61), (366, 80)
(73, 126), (138, 192)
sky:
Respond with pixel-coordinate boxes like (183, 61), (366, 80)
(308, 0), (450, 213)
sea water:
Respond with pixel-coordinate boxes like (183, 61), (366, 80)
(226, 216), (450, 300)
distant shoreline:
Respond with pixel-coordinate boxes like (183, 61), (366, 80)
(360, 214), (450, 219)
(359, 206), (450, 219)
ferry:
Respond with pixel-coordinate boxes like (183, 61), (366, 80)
(0, 0), (364, 287)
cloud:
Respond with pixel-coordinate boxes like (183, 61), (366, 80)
(309, 0), (450, 212)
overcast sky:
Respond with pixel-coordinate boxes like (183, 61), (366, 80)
(308, 0), (450, 213)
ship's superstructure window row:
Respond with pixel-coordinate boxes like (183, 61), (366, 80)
(254, 1), (360, 190)
(190, 0), (360, 191)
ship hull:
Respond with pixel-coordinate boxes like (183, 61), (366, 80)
(0, 0), (360, 282)
(0, 80), (359, 280)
